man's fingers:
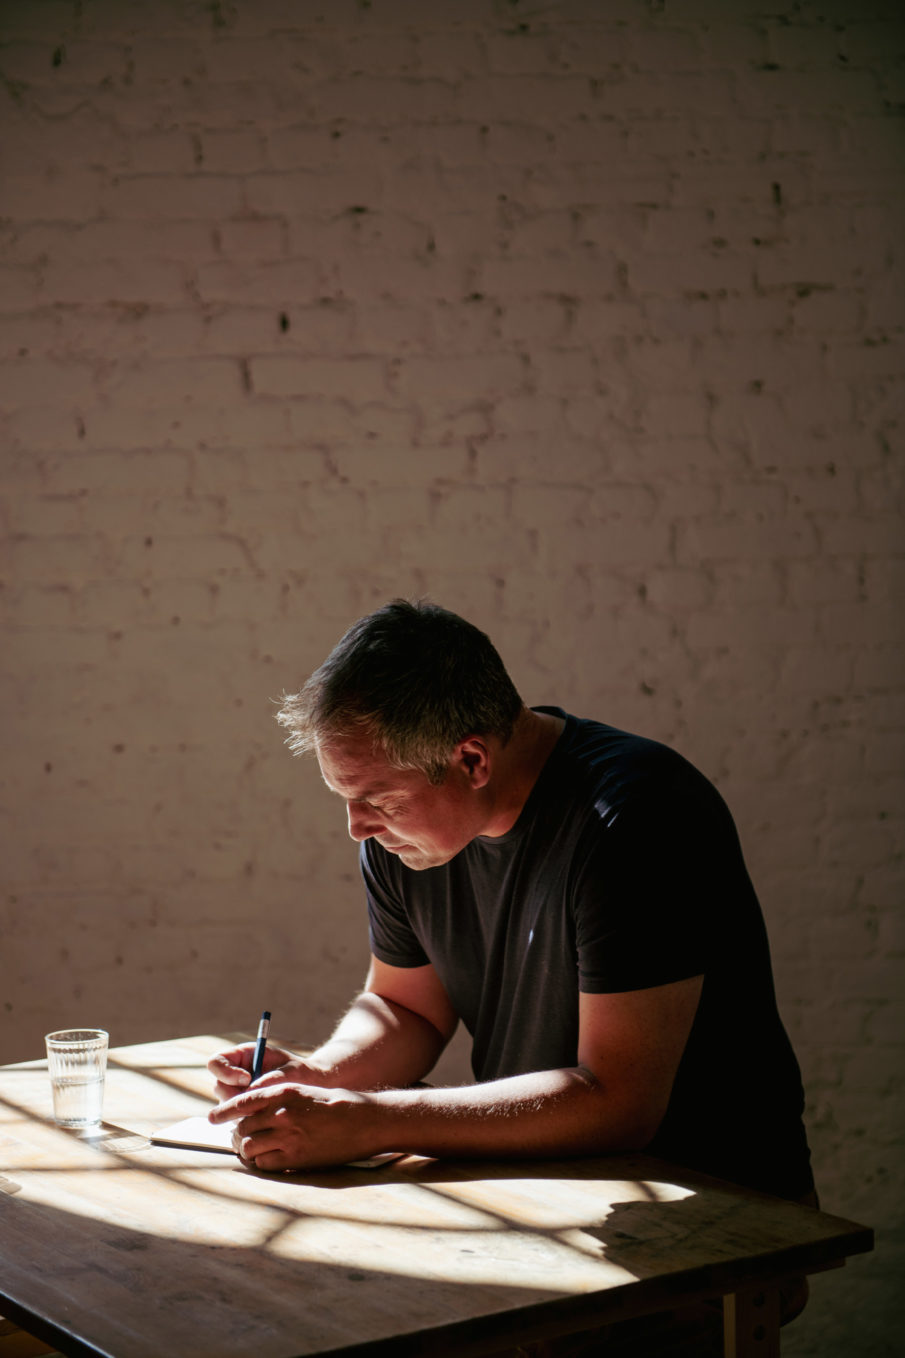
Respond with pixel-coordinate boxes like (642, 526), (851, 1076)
(235, 1126), (279, 1163)
(246, 1146), (296, 1173)
(214, 1068), (251, 1091)
(209, 1083), (298, 1124)
(207, 1045), (301, 1111)
(207, 1047), (253, 1081)
(208, 1043), (252, 1067)
(249, 1069), (290, 1089)
(209, 1089), (270, 1124)
(237, 1128), (320, 1174)
(215, 1068), (283, 1102)
(229, 1119), (301, 1172)
(214, 1079), (246, 1102)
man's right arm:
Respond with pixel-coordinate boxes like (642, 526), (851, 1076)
(208, 957), (458, 1100)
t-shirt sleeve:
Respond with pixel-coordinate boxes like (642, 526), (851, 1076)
(572, 787), (721, 994)
(360, 840), (430, 968)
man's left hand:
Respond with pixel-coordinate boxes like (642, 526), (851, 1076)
(208, 1082), (381, 1171)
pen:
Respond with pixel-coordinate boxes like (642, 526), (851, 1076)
(250, 1010), (271, 1084)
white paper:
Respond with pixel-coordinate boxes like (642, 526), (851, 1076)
(150, 1115), (235, 1152)
(150, 1115), (402, 1168)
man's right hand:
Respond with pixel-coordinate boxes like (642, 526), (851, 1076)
(207, 961), (455, 1105)
(207, 1043), (333, 1103)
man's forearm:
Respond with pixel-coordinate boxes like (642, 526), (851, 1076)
(215, 977), (695, 1172)
(213, 1050), (662, 1171)
(305, 990), (450, 1091)
(356, 1065), (651, 1159)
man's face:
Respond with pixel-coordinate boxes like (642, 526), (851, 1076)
(316, 730), (484, 871)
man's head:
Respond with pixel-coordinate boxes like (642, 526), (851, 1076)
(276, 599), (524, 785)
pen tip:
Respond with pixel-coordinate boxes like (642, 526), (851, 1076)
(262, 1010), (271, 1020)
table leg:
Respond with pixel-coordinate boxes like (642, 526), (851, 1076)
(723, 1286), (781, 1358)
(0, 1316), (64, 1357)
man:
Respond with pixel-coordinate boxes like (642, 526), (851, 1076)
(208, 599), (814, 1208)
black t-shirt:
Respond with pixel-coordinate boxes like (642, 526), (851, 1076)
(363, 708), (814, 1200)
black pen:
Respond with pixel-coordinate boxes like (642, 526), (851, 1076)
(250, 1010), (271, 1084)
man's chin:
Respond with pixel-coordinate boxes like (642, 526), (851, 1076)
(384, 843), (447, 871)
(394, 846), (428, 869)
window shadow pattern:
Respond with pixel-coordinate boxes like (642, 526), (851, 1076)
(0, 1042), (871, 1358)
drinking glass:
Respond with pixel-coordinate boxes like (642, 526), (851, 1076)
(45, 1029), (109, 1129)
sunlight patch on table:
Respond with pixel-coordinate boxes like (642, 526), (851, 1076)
(424, 1176), (696, 1230)
(268, 1215), (639, 1292)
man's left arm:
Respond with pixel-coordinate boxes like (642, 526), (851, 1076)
(212, 975), (702, 1171)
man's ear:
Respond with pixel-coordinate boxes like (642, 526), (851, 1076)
(456, 737), (491, 789)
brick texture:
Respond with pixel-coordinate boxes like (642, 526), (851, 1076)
(0, 3), (902, 1354)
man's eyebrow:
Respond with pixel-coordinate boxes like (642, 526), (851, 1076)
(321, 778), (391, 801)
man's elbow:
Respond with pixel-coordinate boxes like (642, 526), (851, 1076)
(600, 1107), (665, 1154)
(574, 1065), (668, 1153)
(618, 1111), (664, 1151)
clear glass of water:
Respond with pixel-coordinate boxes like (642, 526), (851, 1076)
(45, 1029), (109, 1129)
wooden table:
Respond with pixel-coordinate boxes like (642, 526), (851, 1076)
(0, 1035), (872, 1358)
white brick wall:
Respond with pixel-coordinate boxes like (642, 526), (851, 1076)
(1, 2), (902, 1352)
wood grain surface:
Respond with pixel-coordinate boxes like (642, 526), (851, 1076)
(0, 1036), (873, 1358)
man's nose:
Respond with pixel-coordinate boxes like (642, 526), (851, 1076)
(347, 801), (381, 842)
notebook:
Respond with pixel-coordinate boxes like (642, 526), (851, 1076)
(150, 1116), (402, 1168)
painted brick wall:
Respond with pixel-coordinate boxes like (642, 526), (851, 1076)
(1, 2), (902, 1353)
